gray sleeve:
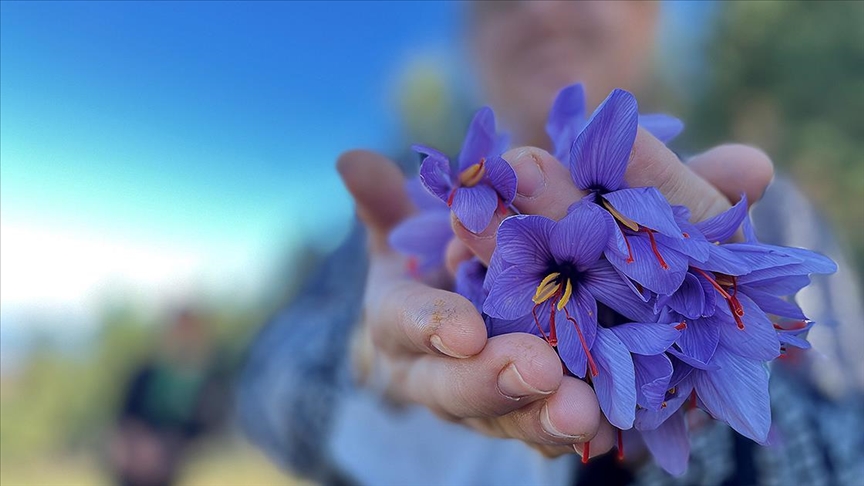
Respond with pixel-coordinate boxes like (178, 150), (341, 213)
(236, 222), (368, 484)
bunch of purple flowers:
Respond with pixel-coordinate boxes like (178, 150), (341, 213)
(389, 83), (836, 476)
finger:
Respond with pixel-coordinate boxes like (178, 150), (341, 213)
(454, 147), (584, 264)
(445, 237), (474, 277)
(399, 333), (563, 418)
(625, 128), (744, 223)
(686, 144), (774, 207)
(365, 270), (487, 358)
(507, 147), (586, 219)
(464, 376), (602, 446)
(337, 150), (413, 253)
(451, 210), (506, 267)
(571, 414), (617, 461)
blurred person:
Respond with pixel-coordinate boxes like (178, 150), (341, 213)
(239, 2), (863, 486)
(110, 309), (229, 486)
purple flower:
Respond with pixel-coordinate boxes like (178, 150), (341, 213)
(388, 177), (453, 274)
(483, 202), (653, 380)
(416, 107), (516, 233)
(454, 257), (488, 313)
(564, 89), (692, 295)
(611, 321), (682, 410)
(546, 83), (685, 163)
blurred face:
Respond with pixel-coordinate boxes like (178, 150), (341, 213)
(470, 1), (659, 147)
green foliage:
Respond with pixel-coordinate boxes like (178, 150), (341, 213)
(682, 1), (864, 273)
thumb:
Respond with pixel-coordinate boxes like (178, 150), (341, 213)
(337, 150), (414, 253)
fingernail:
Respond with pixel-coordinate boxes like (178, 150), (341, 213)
(511, 149), (546, 198)
(497, 363), (553, 401)
(541, 403), (587, 440)
(430, 334), (469, 359)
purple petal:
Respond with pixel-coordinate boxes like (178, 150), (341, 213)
(592, 327), (637, 429)
(656, 232), (710, 263)
(546, 83), (587, 162)
(756, 246), (838, 275)
(458, 107), (503, 170)
(550, 203), (609, 268)
(611, 322), (680, 355)
(583, 259), (656, 323)
(483, 250), (506, 293)
(606, 232), (689, 295)
(676, 318), (720, 365)
(694, 347), (771, 443)
(455, 258), (488, 312)
(695, 194), (748, 243)
(720, 244), (804, 272)
(777, 321), (814, 350)
(570, 89), (638, 193)
(601, 208), (630, 258)
(742, 287), (806, 320)
(666, 347), (720, 370)
(661, 272), (706, 319)
(482, 155), (517, 204)
(483, 266), (538, 320)
(388, 211), (453, 271)
(639, 113), (685, 144)
(696, 244), (751, 276)
(417, 147), (454, 202)
(451, 184), (498, 234)
(714, 294), (781, 361)
(405, 176), (448, 211)
(634, 353), (674, 410)
(641, 411), (690, 476)
(602, 187), (683, 238)
(635, 374), (694, 430)
(556, 286), (598, 378)
(740, 274), (809, 295)
(487, 314), (544, 339)
(496, 215), (554, 270)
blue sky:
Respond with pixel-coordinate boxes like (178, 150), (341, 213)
(0, 1), (714, 347)
(1, 1), (463, 338)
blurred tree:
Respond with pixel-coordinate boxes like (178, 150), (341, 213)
(682, 1), (864, 275)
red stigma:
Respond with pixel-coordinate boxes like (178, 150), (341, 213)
(693, 268), (746, 329)
(581, 441), (591, 464)
(642, 228), (669, 270)
(617, 429), (625, 461)
(683, 232), (690, 238)
(563, 306), (598, 377)
(622, 233), (635, 264)
(446, 189), (456, 207)
(531, 305), (555, 347)
(675, 321), (687, 331)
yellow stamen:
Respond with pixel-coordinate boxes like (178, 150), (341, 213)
(533, 272), (561, 304)
(458, 158), (486, 187)
(557, 278), (573, 311)
(601, 198), (639, 232)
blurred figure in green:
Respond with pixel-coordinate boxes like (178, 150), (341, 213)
(110, 309), (227, 486)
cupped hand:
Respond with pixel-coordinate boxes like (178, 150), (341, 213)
(338, 150), (600, 458)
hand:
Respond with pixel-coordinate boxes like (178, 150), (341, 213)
(337, 131), (774, 459)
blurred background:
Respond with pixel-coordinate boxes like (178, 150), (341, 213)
(1, 1), (861, 485)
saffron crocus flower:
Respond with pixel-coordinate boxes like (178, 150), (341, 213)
(417, 107), (516, 233)
(483, 202), (653, 380)
(388, 177), (453, 275)
(546, 83), (684, 163)
(566, 89), (692, 295)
